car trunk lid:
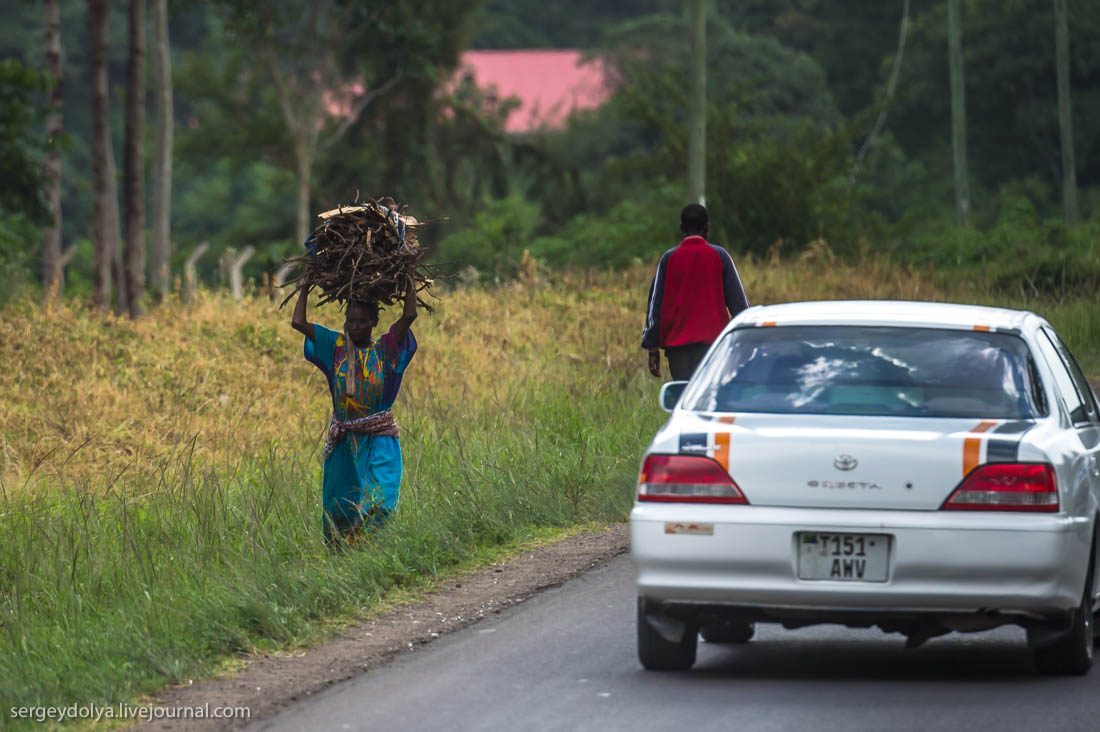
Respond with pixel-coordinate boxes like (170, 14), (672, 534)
(674, 413), (1036, 510)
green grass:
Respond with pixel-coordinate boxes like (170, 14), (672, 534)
(0, 368), (662, 727)
(1034, 299), (1100, 378)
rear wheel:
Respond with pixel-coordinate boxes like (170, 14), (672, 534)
(701, 621), (755, 644)
(637, 599), (697, 671)
(1034, 557), (1094, 676)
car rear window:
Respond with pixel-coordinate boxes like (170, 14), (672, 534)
(681, 325), (1045, 418)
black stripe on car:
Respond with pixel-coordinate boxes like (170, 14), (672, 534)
(678, 433), (709, 455)
(985, 420), (1034, 463)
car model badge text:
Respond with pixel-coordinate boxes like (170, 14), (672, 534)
(808, 480), (884, 490)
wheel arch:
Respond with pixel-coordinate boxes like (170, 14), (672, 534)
(1091, 512), (1100, 611)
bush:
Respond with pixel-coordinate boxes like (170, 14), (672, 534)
(708, 116), (875, 256)
(0, 214), (36, 305)
(530, 182), (684, 269)
(900, 185), (1100, 296)
(433, 196), (541, 279)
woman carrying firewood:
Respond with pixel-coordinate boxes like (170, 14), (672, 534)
(291, 276), (417, 544)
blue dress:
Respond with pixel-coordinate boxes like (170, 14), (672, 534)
(304, 322), (417, 540)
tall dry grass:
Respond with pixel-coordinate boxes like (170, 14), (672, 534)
(0, 255), (948, 493)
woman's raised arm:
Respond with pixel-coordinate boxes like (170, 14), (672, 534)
(388, 275), (418, 347)
(291, 285), (315, 341)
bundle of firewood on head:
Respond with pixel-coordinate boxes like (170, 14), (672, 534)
(279, 196), (437, 312)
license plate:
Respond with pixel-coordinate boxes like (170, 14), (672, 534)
(797, 533), (890, 582)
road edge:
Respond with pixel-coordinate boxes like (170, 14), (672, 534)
(139, 524), (630, 731)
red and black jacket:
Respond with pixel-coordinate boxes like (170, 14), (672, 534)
(640, 236), (749, 350)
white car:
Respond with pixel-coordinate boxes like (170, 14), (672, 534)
(631, 300), (1100, 674)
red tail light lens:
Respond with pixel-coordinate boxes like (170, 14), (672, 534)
(637, 454), (748, 504)
(942, 463), (1058, 512)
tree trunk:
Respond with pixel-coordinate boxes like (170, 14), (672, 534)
(229, 246), (254, 300)
(42, 0), (63, 303)
(108, 142), (127, 312)
(1054, 0), (1078, 225)
(259, 15), (398, 249)
(150, 0), (173, 299)
(687, 0), (707, 206)
(295, 145), (312, 245)
(88, 0), (112, 310)
(183, 241), (208, 300)
(124, 0), (146, 319)
(948, 0), (970, 226)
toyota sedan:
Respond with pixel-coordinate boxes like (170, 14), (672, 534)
(631, 301), (1100, 674)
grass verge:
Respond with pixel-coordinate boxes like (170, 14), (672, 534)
(0, 373), (659, 728)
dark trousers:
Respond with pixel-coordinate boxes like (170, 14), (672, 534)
(664, 342), (711, 381)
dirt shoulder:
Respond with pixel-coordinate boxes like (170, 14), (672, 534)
(140, 524), (629, 731)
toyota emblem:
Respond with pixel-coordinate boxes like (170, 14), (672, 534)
(833, 454), (858, 471)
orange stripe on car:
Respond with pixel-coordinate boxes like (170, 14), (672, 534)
(761, 321), (777, 327)
(973, 325), (991, 332)
(713, 431), (731, 472)
(963, 419), (998, 476)
(711, 417), (735, 470)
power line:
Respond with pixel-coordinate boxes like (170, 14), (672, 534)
(851, 0), (911, 181)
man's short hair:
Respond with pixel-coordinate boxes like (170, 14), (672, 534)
(680, 203), (708, 235)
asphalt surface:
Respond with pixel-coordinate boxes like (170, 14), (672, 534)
(251, 555), (1100, 732)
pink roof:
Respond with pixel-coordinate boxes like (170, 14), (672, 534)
(459, 50), (611, 133)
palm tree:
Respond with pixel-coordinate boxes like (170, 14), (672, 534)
(42, 0), (63, 301)
(123, 0), (146, 318)
(948, 0), (970, 226)
(88, 0), (112, 310)
(150, 0), (173, 300)
(1054, 0), (1078, 225)
(687, 0), (706, 206)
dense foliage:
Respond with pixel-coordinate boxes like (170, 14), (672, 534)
(442, 0), (1100, 289)
(1, 0), (1098, 298)
(0, 59), (50, 303)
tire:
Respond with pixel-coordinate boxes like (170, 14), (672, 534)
(637, 598), (697, 671)
(701, 621), (755, 644)
(1034, 556), (1095, 676)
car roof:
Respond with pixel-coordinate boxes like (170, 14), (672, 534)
(731, 300), (1036, 333)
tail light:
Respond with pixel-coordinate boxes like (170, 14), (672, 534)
(942, 463), (1058, 512)
(637, 454), (748, 504)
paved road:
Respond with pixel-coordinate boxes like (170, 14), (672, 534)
(253, 555), (1100, 732)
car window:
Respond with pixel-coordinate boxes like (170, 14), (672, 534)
(1040, 328), (1098, 424)
(1034, 329), (1088, 425)
(1026, 353), (1049, 416)
(681, 326), (1045, 419)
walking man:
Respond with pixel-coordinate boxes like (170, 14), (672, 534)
(641, 203), (749, 380)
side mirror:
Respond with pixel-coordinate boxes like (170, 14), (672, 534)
(659, 381), (689, 412)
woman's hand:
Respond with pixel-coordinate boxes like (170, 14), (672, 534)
(402, 275), (418, 321)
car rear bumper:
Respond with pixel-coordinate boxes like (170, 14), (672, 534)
(631, 503), (1091, 616)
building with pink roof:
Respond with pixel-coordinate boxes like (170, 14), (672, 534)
(458, 50), (612, 133)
